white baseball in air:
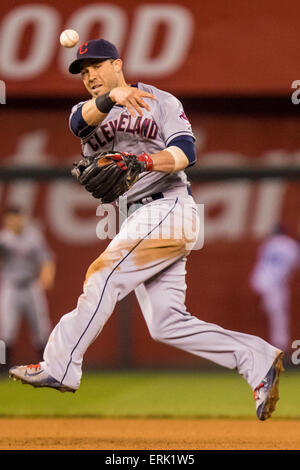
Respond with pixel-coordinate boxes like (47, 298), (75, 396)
(59, 29), (79, 48)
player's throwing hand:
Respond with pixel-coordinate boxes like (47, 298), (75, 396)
(109, 86), (156, 117)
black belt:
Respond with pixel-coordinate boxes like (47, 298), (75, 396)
(127, 192), (164, 211)
(134, 192), (164, 206)
(128, 186), (192, 209)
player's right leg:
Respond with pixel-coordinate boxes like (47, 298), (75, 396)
(135, 256), (284, 420)
(136, 256), (282, 390)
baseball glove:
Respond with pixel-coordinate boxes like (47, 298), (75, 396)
(71, 151), (153, 203)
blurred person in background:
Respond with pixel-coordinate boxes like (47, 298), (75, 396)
(250, 224), (300, 352)
(0, 206), (55, 369)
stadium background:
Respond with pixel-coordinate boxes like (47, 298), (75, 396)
(1, 0), (300, 370)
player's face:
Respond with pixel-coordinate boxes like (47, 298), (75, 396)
(3, 213), (26, 234)
(80, 59), (122, 97)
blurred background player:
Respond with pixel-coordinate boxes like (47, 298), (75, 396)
(0, 206), (55, 368)
(250, 224), (300, 352)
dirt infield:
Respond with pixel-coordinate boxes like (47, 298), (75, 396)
(0, 418), (299, 450)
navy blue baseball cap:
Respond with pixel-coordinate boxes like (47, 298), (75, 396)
(69, 39), (120, 74)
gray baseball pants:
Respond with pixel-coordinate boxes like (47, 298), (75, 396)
(44, 195), (280, 390)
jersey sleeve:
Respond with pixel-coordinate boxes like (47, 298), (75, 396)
(155, 91), (195, 146)
(167, 135), (196, 166)
(69, 101), (97, 138)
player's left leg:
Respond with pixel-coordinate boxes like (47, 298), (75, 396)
(135, 256), (281, 391)
(10, 197), (194, 391)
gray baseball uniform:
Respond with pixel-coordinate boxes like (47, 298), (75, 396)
(43, 82), (280, 390)
(70, 83), (193, 203)
(0, 224), (52, 349)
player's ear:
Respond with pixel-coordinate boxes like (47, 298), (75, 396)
(112, 59), (123, 74)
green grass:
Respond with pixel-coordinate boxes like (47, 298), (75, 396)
(0, 370), (299, 419)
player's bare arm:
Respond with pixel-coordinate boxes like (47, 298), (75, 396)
(149, 148), (189, 173)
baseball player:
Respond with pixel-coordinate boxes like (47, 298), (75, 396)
(250, 224), (300, 352)
(9, 39), (284, 421)
(0, 206), (55, 368)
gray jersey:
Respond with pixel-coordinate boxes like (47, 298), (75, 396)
(69, 83), (195, 204)
(0, 225), (53, 286)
